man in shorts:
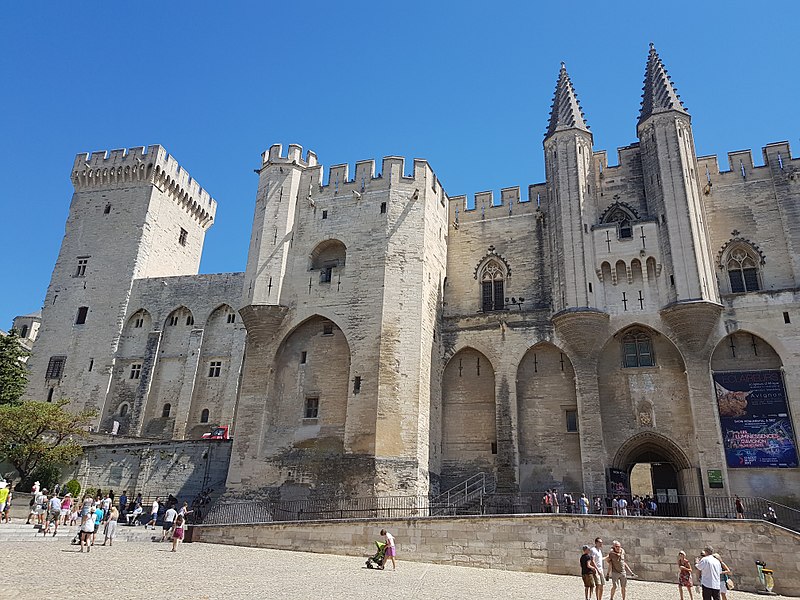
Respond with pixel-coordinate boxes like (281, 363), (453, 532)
(589, 537), (605, 600)
(146, 498), (159, 530)
(161, 504), (178, 541)
(43, 494), (62, 536)
(581, 545), (598, 600)
(608, 540), (636, 600)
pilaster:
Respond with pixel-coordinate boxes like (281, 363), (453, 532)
(171, 328), (204, 439)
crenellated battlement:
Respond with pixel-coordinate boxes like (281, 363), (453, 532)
(697, 141), (798, 185)
(448, 182), (547, 226)
(71, 145), (216, 227)
(262, 143), (318, 168)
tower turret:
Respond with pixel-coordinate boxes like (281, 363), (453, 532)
(243, 144), (318, 307)
(637, 44), (718, 305)
(544, 63), (596, 312)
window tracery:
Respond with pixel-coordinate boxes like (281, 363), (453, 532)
(724, 244), (761, 293)
(621, 329), (655, 367)
(480, 259), (506, 312)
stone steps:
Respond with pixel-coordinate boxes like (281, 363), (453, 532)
(0, 523), (167, 543)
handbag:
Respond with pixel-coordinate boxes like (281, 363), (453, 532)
(726, 579), (735, 590)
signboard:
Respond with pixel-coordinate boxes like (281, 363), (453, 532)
(713, 370), (798, 468)
(607, 468), (629, 495)
(707, 469), (724, 489)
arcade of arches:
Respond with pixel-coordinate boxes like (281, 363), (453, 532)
(435, 329), (795, 499)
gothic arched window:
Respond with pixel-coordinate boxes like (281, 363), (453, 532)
(621, 330), (655, 368)
(725, 245), (761, 293)
(601, 203), (637, 240)
(162, 403), (171, 418)
(480, 260), (506, 312)
(200, 408), (210, 424)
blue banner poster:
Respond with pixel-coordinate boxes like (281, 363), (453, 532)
(713, 370), (798, 468)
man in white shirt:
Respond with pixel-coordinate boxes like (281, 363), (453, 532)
(161, 505), (178, 541)
(146, 498), (160, 530)
(589, 537), (605, 600)
(695, 547), (722, 600)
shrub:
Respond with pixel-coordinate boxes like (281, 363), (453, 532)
(65, 478), (81, 497)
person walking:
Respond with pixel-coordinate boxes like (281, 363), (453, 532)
(695, 546), (722, 600)
(590, 537), (605, 600)
(79, 507), (96, 553)
(91, 503), (104, 546)
(170, 514), (185, 552)
(581, 545), (599, 600)
(734, 496), (744, 519)
(60, 493), (72, 526)
(379, 529), (397, 571)
(608, 540), (636, 600)
(43, 494), (62, 536)
(102, 506), (119, 546)
(713, 553), (733, 600)
(161, 504), (178, 541)
(146, 497), (160, 530)
(1, 487), (12, 523)
(552, 489), (560, 514)
(678, 551), (694, 600)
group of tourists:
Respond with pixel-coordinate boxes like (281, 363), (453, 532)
(541, 490), (660, 516)
(579, 538), (734, 600)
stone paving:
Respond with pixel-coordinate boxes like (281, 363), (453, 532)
(0, 539), (787, 600)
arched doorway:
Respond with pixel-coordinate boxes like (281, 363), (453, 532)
(613, 432), (697, 516)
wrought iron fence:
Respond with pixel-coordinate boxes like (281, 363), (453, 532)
(196, 492), (800, 532)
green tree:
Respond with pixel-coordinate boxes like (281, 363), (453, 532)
(0, 329), (30, 405)
(0, 400), (96, 486)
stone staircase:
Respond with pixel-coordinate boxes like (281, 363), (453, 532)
(0, 522), (168, 543)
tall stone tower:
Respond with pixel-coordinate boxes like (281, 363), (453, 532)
(637, 44), (718, 305)
(26, 146), (216, 424)
(243, 144), (317, 307)
(544, 63), (597, 312)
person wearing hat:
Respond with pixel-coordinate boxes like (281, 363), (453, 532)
(60, 492), (73, 526)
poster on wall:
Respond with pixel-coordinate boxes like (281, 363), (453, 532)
(713, 370), (799, 468)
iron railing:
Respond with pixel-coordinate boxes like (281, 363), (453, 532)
(196, 491), (800, 532)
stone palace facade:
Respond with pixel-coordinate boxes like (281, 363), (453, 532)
(23, 45), (800, 502)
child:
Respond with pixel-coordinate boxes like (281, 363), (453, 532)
(379, 529), (396, 571)
(171, 514), (185, 552)
(580, 545), (598, 600)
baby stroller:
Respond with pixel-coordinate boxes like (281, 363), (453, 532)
(365, 541), (387, 569)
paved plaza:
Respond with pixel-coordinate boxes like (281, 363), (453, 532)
(0, 538), (787, 600)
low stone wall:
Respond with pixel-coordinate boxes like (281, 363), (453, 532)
(193, 514), (800, 597)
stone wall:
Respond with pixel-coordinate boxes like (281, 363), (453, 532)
(193, 514), (800, 597)
(66, 439), (232, 500)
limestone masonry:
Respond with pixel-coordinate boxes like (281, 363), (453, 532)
(21, 45), (800, 504)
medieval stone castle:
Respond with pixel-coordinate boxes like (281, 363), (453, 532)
(21, 45), (800, 503)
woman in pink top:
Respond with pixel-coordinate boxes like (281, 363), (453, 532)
(60, 493), (72, 526)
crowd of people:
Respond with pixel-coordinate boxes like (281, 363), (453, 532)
(8, 481), (190, 552)
(539, 490), (660, 516)
(579, 537), (735, 600)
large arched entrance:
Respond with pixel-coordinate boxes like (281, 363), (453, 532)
(613, 432), (697, 515)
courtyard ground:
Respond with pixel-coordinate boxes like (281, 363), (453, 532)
(0, 539), (787, 600)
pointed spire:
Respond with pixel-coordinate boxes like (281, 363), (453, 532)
(545, 62), (590, 139)
(639, 43), (689, 125)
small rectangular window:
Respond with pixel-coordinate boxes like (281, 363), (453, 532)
(588, 282), (593, 293)
(75, 257), (89, 277)
(669, 275), (675, 287)
(321, 210), (328, 220)
(104, 204), (111, 214)
(227, 313), (235, 324)
(320, 266), (333, 283)
(380, 202), (387, 214)
(88, 358), (94, 372)
(179, 228), (188, 246)
(300, 351), (307, 364)
(353, 376), (361, 394)
(186, 315), (194, 326)
(490, 442), (498, 455)
(322, 322), (333, 336)
(46, 356), (66, 380)
(208, 361), (222, 378)
(130, 363), (142, 380)
(784, 312), (791, 324)
(134, 316), (144, 328)
(566, 409), (579, 432)
(75, 306), (89, 325)
(47, 388), (55, 402)
(304, 397), (319, 419)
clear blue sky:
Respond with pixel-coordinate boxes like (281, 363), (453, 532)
(1, 1), (798, 329)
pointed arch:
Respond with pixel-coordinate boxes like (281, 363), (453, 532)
(613, 431), (692, 471)
(718, 239), (764, 294)
(440, 347), (496, 488)
(711, 330), (782, 371)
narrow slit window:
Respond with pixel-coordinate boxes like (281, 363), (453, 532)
(75, 306), (89, 325)
(200, 408), (210, 423)
(162, 403), (171, 418)
(304, 397), (319, 419)
(179, 228), (188, 246)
